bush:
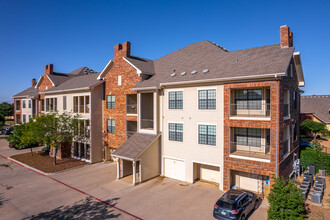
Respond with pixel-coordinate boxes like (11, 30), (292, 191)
(268, 177), (305, 219)
(0, 113), (4, 128)
(300, 147), (330, 175)
(6, 124), (38, 149)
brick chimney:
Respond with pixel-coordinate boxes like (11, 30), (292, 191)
(44, 64), (53, 75)
(280, 25), (293, 48)
(114, 42), (131, 60)
(31, 78), (36, 87)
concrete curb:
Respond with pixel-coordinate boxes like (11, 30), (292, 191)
(7, 157), (53, 176)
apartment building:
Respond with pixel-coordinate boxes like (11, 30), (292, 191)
(111, 26), (305, 196)
(39, 66), (103, 162)
(12, 79), (39, 124)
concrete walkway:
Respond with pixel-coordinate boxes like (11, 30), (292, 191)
(0, 139), (268, 219)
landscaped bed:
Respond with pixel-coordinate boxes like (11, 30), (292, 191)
(11, 151), (87, 173)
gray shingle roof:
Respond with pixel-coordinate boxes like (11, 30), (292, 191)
(12, 87), (39, 98)
(301, 95), (330, 123)
(112, 133), (160, 160)
(43, 73), (102, 93)
(125, 56), (155, 75)
(133, 40), (294, 89)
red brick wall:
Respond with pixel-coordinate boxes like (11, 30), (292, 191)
(103, 42), (141, 159)
(37, 65), (55, 114)
(223, 81), (279, 191)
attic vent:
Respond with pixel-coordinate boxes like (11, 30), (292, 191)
(191, 70), (197, 75)
(203, 69), (209, 74)
(180, 72), (186, 76)
(170, 73), (176, 77)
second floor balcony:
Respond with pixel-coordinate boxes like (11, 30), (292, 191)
(229, 127), (271, 161)
(230, 88), (270, 119)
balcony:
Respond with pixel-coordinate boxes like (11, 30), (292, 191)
(127, 120), (137, 139)
(230, 142), (270, 160)
(230, 88), (270, 120)
(127, 94), (137, 115)
(141, 119), (153, 130)
(140, 92), (154, 131)
(230, 103), (270, 118)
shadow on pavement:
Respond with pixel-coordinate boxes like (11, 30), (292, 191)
(24, 197), (121, 220)
(246, 197), (263, 219)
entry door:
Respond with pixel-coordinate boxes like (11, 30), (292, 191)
(164, 158), (185, 182)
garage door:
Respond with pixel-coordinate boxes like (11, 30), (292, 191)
(200, 164), (220, 183)
(164, 158), (185, 181)
(239, 174), (262, 193)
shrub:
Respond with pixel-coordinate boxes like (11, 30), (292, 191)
(300, 147), (330, 175)
(268, 176), (305, 219)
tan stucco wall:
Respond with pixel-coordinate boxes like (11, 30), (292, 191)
(21, 98), (33, 122)
(161, 84), (224, 190)
(139, 136), (161, 182)
(44, 87), (103, 163)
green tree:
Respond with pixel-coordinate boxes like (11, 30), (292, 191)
(0, 113), (4, 128)
(32, 112), (78, 165)
(268, 176), (305, 220)
(301, 119), (328, 139)
(0, 102), (14, 117)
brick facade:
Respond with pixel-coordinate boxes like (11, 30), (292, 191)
(223, 61), (301, 192)
(37, 64), (54, 114)
(103, 42), (141, 160)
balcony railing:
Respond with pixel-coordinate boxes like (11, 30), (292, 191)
(230, 142), (270, 160)
(141, 119), (154, 130)
(230, 103), (270, 118)
(283, 104), (289, 118)
(127, 104), (137, 114)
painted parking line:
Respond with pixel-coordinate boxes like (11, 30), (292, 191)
(0, 154), (143, 220)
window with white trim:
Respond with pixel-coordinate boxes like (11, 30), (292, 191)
(198, 89), (216, 109)
(169, 91), (183, 109)
(169, 123), (183, 142)
(107, 119), (115, 134)
(198, 125), (216, 145)
(106, 95), (115, 109)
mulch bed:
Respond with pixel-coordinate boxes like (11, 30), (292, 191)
(11, 151), (87, 173)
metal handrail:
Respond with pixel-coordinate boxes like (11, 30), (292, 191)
(230, 142), (270, 159)
(230, 103), (271, 117)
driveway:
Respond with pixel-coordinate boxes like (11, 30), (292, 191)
(0, 139), (268, 219)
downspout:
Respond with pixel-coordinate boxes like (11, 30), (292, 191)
(161, 86), (165, 176)
(275, 74), (280, 178)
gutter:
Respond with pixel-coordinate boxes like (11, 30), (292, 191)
(40, 87), (91, 94)
(132, 72), (285, 91)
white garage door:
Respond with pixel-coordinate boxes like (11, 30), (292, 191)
(200, 164), (220, 183)
(239, 174), (262, 193)
(164, 158), (185, 182)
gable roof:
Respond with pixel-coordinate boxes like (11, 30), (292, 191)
(301, 95), (330, 124)
(41, 73), (102, 94)
(12, 87), (39, 99)
(124, 56), (155, 75)
(112, 133), (160, 160)
(131, 40), (295, 89)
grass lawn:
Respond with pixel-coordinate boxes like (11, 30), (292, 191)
(11, 151), (87, 173)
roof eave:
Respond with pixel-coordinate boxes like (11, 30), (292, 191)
(123, 57), (143, 76)
(41, 87), (91, 94)
(97, 60), (114, 80)
(293, 52), (305, 87)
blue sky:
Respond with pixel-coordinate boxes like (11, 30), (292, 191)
(0, 0), (329, 102)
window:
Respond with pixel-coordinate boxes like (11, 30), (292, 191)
(293, 91), (297, 110)
(41, 99), (45, 111)
(235, 89), (262, 110)
(85, 96), (90, 113)
(107, 119), (115, 133)
(234, 128), (261, 147)
(293, 123), (298, 142)
(118, 75), (122, 86)
(169, 91), (183, 109)
(29, 115), (32, 121)
(169, 123), (183, 142)
(23, 114), (26, 123)
(283, 126), (290, 157)
(45, 98), (57, 112)
(198, 89), (216, 109)
(107, 95), (115, 109)
(198, 125), (216, 145)
(63, 96), (67, 111)
(73, 142), (79, 157)
(28, 100), (31, 108)
(15, 100), (21, 111)
(23, 100), (26, 108)
(73, 97), (78, 113)
(73, 96), (89, 113)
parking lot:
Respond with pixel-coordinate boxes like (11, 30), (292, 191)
(0, 139), (268, 219)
